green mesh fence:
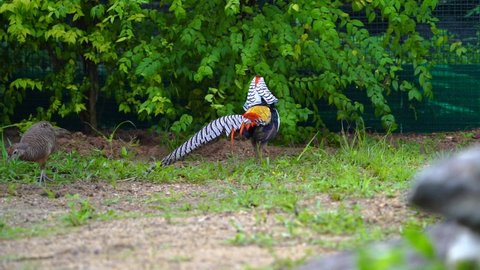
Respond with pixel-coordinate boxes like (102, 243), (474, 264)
(321, 0), (480, 133)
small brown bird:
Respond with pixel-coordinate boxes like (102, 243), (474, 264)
(7, 121), (57, 183)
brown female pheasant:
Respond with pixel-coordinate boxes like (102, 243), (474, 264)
(7, 121), (57, 183)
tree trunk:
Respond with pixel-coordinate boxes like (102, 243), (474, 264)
(81, 58), (99, 133)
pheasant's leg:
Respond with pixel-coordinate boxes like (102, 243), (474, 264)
(251, 140), (263, 161)
(36, 163), (53, 184)
(263, 142), (272, 158)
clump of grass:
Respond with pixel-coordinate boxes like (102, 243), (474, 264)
(296, 204), (365, 235)
(228, 219), (275, 248)
(0, 219), (58, 240)
(0, 223), (34, 240)
(168, 255), (192, 263)
(84, 120), (136, 158)
(146, 191), (184, 211)
(267, 257), (307, 270)
(62, 194), (96, 226)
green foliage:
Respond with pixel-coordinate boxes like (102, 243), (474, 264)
(403, 227), (436, 259)
(0, 0), (448, 140)
(170, 114), (193, 133)
(425, 4), (480, 65)
(0, 0), (149, 126)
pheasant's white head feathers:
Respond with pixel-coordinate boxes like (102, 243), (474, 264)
(243, 76), (279, 111)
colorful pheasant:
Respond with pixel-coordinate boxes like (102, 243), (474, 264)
(161, 76), (280, 166)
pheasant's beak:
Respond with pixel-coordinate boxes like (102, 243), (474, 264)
(6, 148), (17, 161)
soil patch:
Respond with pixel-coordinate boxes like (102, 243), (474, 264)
(1, 180), (420, 270)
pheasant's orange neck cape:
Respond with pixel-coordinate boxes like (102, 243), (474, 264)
(230, 105), (272, 144)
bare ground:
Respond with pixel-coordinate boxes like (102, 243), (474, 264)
(0, 181), (418, 270)
(0, 128), (476, 270)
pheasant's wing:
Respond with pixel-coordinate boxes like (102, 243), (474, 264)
(161, 115), (250, 166)
(243, 76), (279, 111)
(20, 121), (56, 158)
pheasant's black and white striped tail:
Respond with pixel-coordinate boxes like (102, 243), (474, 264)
(161, 115), (250, 166)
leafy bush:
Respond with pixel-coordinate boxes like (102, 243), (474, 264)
(0, 0), (445, 141)
(0, 0), (148, 129)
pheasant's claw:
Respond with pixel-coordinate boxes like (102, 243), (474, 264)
(36, 170), (53, 185)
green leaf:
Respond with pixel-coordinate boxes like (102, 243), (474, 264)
(74, 103), (86, 113)
(392, 80), (399, 91)
(225, 0), (240, 16)
(291, 4), (300, 12)
(116, 36), (127, 43)
(169, 0), (186, 19)
(170, 114), (193, 133)
(91, 4), (105, 19)
(408, 89), (422, 101)
(205, 94), (214, 103)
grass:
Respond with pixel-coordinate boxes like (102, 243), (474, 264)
(229, 218), (275, 248)
(0, 217), (68, 240)
(0, 130), (464, 269)
(62, 194), (97, 226)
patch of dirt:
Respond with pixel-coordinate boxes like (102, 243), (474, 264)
(0, 181), (315, 270)
(0, 212), (313, 270)
(188, 139), (302, 163)
(55, 131), (168, 160)
(387, 129), (480, 152)
(0, 180), (422, 270)
(356, 192), (434, 227)
(0, 181), (214, 227)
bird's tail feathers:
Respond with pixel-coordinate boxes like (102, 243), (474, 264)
(161, 115), (249, 166)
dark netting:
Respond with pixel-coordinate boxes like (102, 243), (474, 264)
(321, 1), (480, 133)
